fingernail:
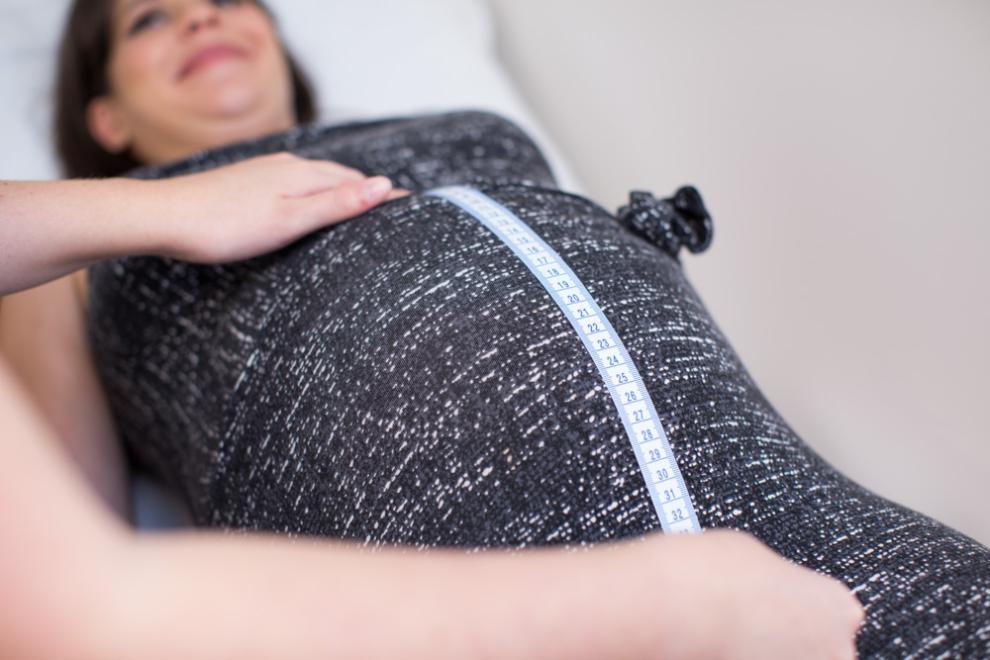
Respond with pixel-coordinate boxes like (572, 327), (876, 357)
(361, 176), (393, 203)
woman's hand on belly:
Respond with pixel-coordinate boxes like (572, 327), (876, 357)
(153, 151), (411, 264)
(0, 156), (408, 296)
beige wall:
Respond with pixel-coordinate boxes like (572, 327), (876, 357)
(490, 0), (990, 545)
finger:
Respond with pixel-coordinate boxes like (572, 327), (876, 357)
(385, 188), (412, 200)
(284, 162), (373, 199)
(291, 176), (394, 228)
(312, 160), (367, 182)
(257, 152), (365, 183)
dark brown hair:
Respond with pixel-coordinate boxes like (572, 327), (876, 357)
(54, 0), (317, 179)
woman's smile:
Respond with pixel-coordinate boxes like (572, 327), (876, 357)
(178, 41), (250, 81)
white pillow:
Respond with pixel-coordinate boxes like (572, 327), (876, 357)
(0, 0), (65, 181)
(0, 0), (585, 192)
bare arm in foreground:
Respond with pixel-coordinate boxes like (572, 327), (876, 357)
(0, 359), (863, 659)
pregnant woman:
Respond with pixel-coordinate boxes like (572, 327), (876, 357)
(1, 0), (987, 657)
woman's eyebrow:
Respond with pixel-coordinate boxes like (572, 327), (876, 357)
(116, 0), (155, 21)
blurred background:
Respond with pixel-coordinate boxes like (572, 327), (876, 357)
(489, 0), (989, 544)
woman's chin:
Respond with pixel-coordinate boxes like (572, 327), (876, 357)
(192, 94), (293, 137)
(198, 90), (267, 120)
(182, 71), (278, 117)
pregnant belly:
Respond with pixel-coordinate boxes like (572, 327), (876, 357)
(207, 182), (705, 548)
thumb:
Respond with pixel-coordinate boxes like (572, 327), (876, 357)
(292, 176), (394, 228)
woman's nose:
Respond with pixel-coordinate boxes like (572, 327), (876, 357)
(181, 1), (222, 35)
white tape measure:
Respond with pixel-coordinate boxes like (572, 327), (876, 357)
(425, 185), (701, 534)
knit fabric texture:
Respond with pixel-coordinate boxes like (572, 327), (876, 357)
(86, 109), (990, 657)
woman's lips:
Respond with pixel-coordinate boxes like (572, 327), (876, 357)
(179, 44), (248, 80)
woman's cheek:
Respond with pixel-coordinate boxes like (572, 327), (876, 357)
(111, 39), (170, 92)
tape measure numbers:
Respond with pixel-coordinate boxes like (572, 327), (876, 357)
(425, 185), (701, 535)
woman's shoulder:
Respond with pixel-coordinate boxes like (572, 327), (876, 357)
(307, 108), (536, 145)
(358, 108), (538, 143)
(129, 109), (558, 190)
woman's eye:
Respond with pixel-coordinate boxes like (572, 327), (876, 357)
(128, 9), (166, 35)
(125, 0), (244, 37)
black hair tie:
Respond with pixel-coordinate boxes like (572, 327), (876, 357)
(615, 185), (714, 260)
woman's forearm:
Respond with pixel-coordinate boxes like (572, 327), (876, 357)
(0, 353), (133, 660)
(0, 155), (404, 298)
(0, 178), (169, 296)
(98, 530), (655, 660)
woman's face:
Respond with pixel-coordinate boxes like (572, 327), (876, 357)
(89, 0), (296, 165)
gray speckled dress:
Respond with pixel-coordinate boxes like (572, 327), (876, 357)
(86, 109), (990, 657)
